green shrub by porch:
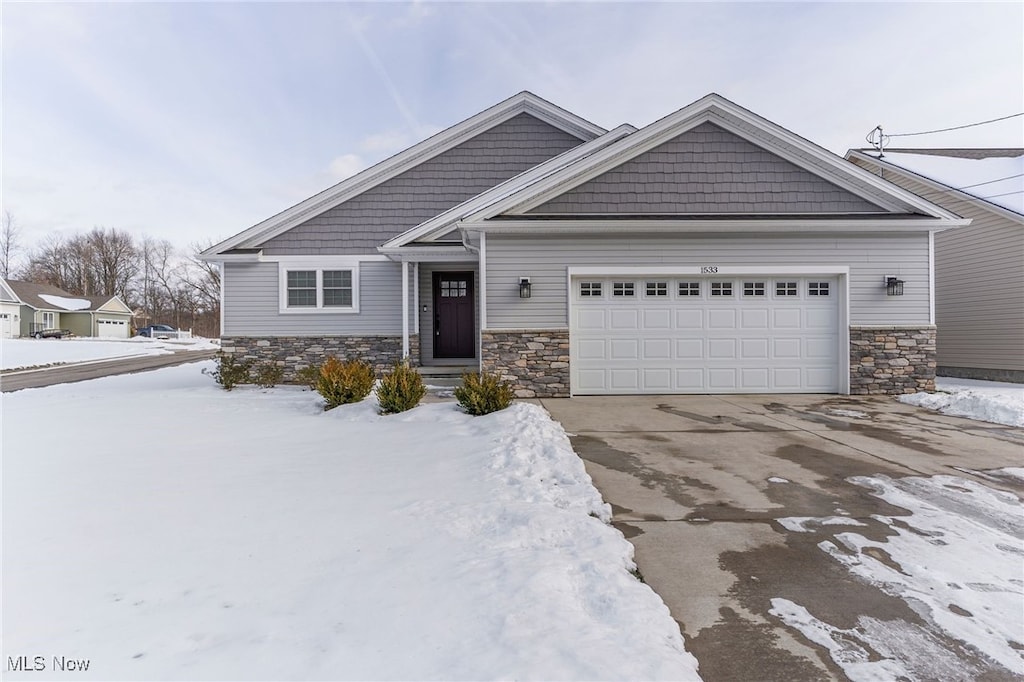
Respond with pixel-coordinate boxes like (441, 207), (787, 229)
(376, 360), (426, 414)
(455, 372), (515, 416)
(316, 357), (375, 410)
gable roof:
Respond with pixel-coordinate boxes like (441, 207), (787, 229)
(380, 124), (638, 249)
(200, 92), (606, 260)
(846, 148), (1024, 220)
(3, 279), (130, 313)
(0, 278), (18, 303)
(461, 94), (962, 225)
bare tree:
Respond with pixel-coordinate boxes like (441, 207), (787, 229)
(1, 210), (21, 278)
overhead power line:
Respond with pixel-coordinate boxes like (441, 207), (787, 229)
(956, 172), (1024, 190)
(886, 112), (1024, 138)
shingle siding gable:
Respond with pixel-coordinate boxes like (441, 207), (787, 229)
(526, 122), (885, 215)
(260, 113), (585, 255)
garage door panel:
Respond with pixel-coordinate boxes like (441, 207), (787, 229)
(610, 309), (640, 330)
(642, 368), (672, 390)
(708, 309), (737, 329)
(576, 338), (606, 360)
(708, 338), (737, 359)
(741, 308), (770, 329)
(577, 309), (606, 330)
(572, 276), (840, 395)
(610, 339), (640, 360)
(643, 338), (672, 360)
(642, 309), (672, 329)
(676, 309), (703, 329)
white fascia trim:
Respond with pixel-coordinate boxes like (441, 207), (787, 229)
(376, 247), (477, 263)
(846, 149), (1024, 225)
(264, 254), (390, 263)
(380, 125), (636, 249)
(277, 259), (362, 315)
(568, 265), (851, 277)
(203, 251), (263, 263)
(473, 218), (969, 234)
(201, 93), (606, 258)
(219, 261), (226, 336)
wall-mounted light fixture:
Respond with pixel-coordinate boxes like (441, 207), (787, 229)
(519, 277), (532, 299)
(885, 275), (905, 296)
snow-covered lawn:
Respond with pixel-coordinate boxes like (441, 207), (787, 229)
(899, 377), (1024, 427)
(2, 362), (699, 681)
(0, 336), (219, 371)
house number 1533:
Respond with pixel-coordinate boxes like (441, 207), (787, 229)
(700, 266), (718, 274)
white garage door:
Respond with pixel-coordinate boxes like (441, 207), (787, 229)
(1, 313), (15, 339)
(571, 276), (840, 394)
(97, 318), (129, 339)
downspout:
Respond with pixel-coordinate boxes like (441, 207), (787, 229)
(459, 226), (485, 372)
(401, 260), (410, 359)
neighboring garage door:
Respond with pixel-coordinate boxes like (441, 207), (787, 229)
(97, 318), (129, 339)
(1, 313), (14, 339)
(571, 276), (840, 394)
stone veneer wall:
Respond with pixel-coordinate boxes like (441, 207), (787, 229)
(849, 326), (936, 395)
(221, 335), (419, 382)
(481, 329), (570, 398)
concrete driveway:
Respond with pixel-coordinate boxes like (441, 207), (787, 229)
(540, 394), (1024, 682)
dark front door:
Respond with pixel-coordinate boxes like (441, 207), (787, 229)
(433, 272), (475, 358)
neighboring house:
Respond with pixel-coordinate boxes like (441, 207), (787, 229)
(2, 279), (134, 339)
(846, 148), (1024, 383)
(0, 279), (21, 338)
(201, 92), (968, 397)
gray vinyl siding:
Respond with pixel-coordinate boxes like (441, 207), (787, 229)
(485, 234), (931, 328)
(222, 261), (415, 336)
(527, 122), (885, 215)
(848, 156), (1024, 372)
(418, 264), (480, 364)
(260, 114), (585, 255)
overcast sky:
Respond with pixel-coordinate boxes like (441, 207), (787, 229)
(3, 1), (1022, 255)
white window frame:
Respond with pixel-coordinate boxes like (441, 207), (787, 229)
(41, 311), (56, 328)
(278, 259), (361, 314)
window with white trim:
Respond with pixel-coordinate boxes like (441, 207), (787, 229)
(678, 282), (700, 296)
(645, 281), (668, 297)
(579, 282), (602, 297)
(711, 282), (733, 297)
(776, 281), (798, 296)
(280, 263), (360, 313)
(808, 282), (830, 296)
(613, 282), (635, 297)
(743, 282), (766, 296)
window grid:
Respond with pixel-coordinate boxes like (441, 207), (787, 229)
(580, 282), (602, 297)
(808, 282), (830, 296)
(612, 282), (635, 297)
(678, 282), (700, 296)
(440, 280), (468, 298)
(323, 270), (353, 307)
(711, 282), (733, 297)
(287, 270), (317, 307)
(645, 281), (668, 297)
(743, 282), (766, 297)
(776, 281), (798, 296)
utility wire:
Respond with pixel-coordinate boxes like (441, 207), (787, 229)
(887, 112), (1024, 138)
(978, 190), (1024, 200)
(956, 172), (1024, 190)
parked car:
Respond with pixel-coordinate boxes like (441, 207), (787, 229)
(32, 328), (73, 339)
(137, 324), (177, 339)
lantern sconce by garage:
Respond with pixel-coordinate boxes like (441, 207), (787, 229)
(519, 277), (532, 299)
(884, 275), (905, 296)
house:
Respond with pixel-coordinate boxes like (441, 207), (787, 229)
(2, 279), (134, 339)
(201, 92), (968, 397)
(0, 279), (21, 338)
(846, 148), (1024, 383)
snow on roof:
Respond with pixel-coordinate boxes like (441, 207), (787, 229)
(880, 150), (1024, 214)
(38, 293), (92, 311)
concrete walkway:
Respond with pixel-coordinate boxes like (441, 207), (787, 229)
(541, 394), (1023, 682)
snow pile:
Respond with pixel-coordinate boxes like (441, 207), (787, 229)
(0, 336), (218, 370)
(899, 377), (1024, 427)
(771, 472), (1024, 680)
(38, 293), (92, 310)
(3, 363), (699, 681)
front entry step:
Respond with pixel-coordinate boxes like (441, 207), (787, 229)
(417, 364), (477, 388)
